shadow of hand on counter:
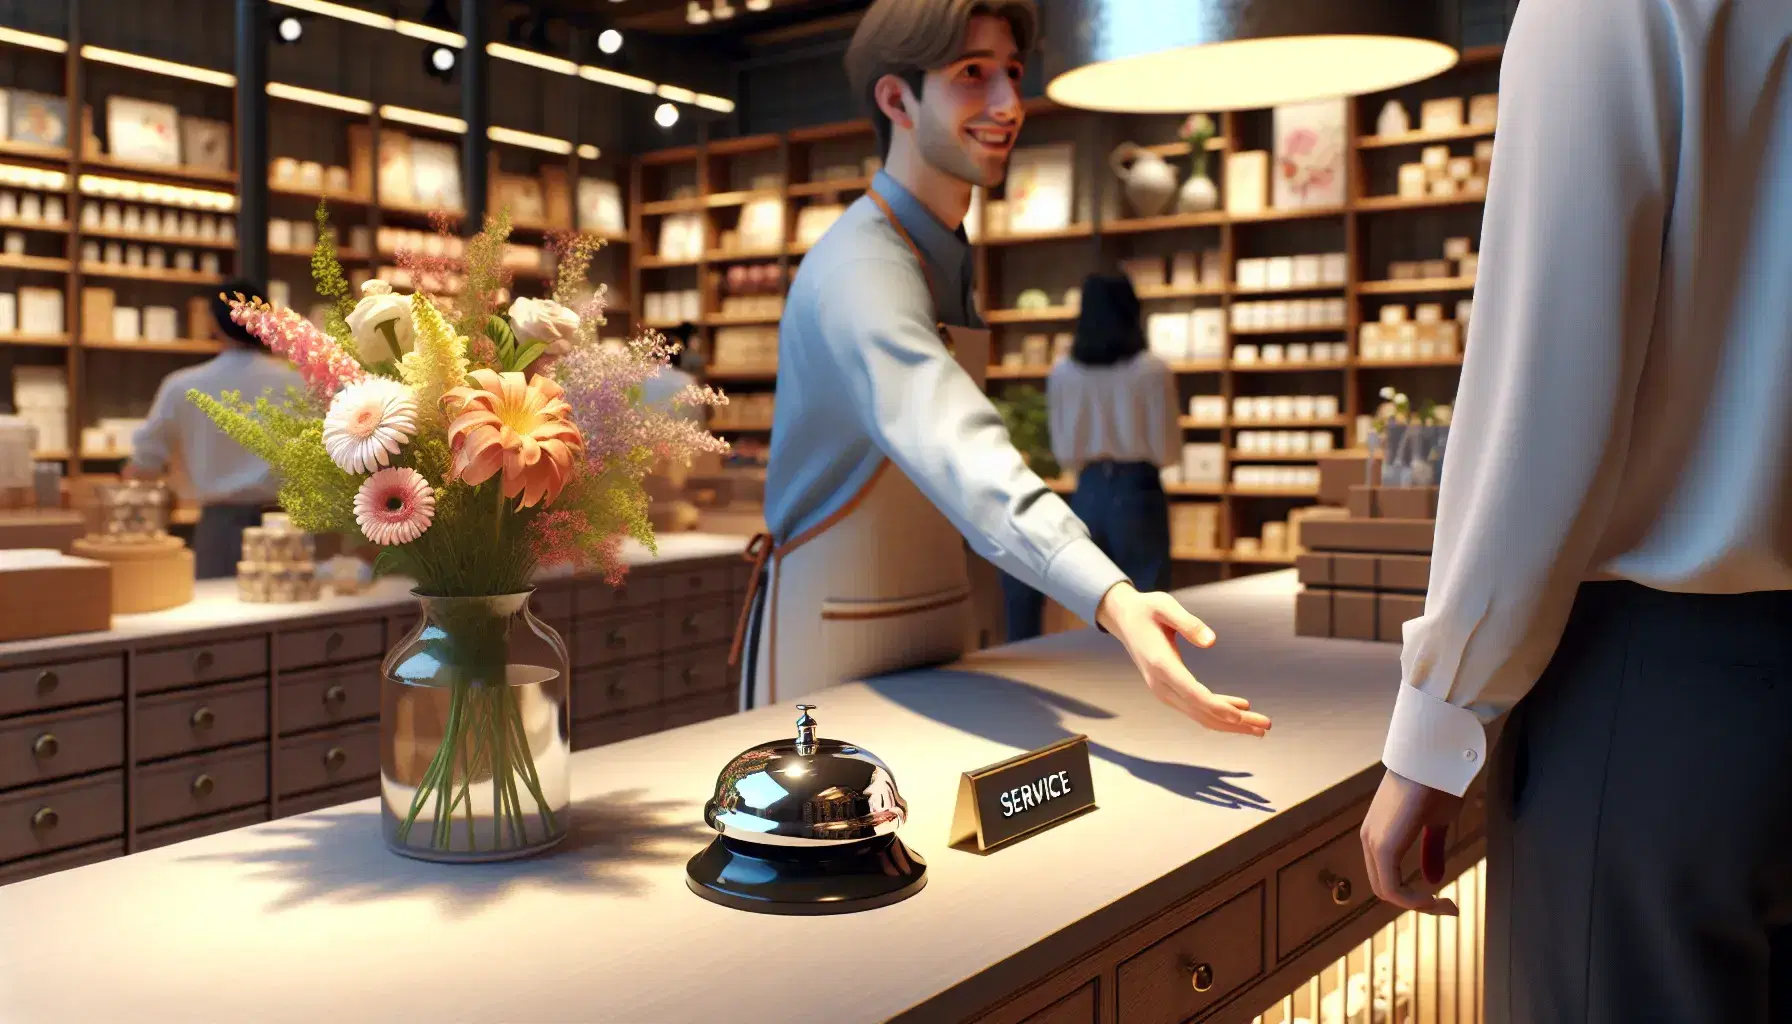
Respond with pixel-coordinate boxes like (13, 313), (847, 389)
(864, 669), (1275, 812)
(173, 788), (710, 917)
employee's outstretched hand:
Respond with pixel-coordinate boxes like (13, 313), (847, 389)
(1096, 583), (1271, 737)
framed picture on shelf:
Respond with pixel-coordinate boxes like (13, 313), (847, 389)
(577, 177), (624, 235)
(378, 132), (414, 204)
(105, 97), (181, 166)
(1003, 143), (1074, 234)
(737, 197), (784, 252)
(1272, 98), (1347, 209)
(9, 91), (68, 149)
(409, 139), (463, 212)
(179, 117), (231, 172)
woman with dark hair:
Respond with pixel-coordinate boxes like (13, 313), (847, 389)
(1001, 273), (1182, 642)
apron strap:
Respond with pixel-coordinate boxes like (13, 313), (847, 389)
(867, 188), (957, 350)
(728, 532), (773, 668)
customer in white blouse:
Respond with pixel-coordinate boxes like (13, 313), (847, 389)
(1001, 274), (1181, 641)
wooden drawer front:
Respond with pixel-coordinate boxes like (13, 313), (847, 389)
(662, 645), (732, 702)
(0, 772), (124, 862)
(663, 599), (738, 649)
(1024, 981), (1097, 1024)
(137, 806), (268, 852)
(573, 612), (663, 669)
(663, 691), (735, 730)
(277, 723), (379, 797)
(136, 680), (269, 763)
(0, 705), (123, 790)
(571, 708), (664, 751)
(1118, 884), (1265, 1024)
(532, 587), (573, 621)
(665, 563), (735, 602)
(278, 621), (385, 672)
(388, 614), (420, 645)
(572, 658), (664, 720)
(135, 743), (270, 831)
(0, 656), (123, 718)
(279, 777), (380, 817)
(137, 637), (268, 694)
(1277, 824), (1372, 959)
(278, 661), (381, 736)
(0, 839), (123, 887)
(576, 573), (663, 616)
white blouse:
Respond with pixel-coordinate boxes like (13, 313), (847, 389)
(1046, 352), (1181, 473)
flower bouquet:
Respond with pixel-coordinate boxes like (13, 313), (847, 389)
(194, 207), (727, 860)
(1370, 386), (1449, 488)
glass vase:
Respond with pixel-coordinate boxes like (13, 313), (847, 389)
(380, 591), (572, 862)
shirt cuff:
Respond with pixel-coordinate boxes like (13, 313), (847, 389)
(1042, 536), (1129, 629)
(1380, 683), (1488, 797)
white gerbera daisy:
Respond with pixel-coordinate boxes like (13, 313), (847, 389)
(323, 377), (419, 475)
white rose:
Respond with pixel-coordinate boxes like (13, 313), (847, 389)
(346, 279), (415, 365)
(508, 297), (581, 356)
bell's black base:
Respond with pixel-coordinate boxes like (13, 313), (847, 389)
(685, 833), (928, 915)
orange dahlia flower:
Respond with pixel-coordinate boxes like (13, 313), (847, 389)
(442, 369), (585, 508)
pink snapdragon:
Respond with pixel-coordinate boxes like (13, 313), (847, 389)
(226, 295), (365, 398)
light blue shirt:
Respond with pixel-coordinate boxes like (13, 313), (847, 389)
(640, 365), (703, 425)
(765, 171), (1127, 625)
(130, 348), (304, 505)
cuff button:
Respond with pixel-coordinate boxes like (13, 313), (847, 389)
(1463, 749), (1478, 763)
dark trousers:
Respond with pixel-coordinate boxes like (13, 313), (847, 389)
(1002, 461), (1170, 642)
(192, 503), (270, 579)
(1486, 580), (1792, 1023)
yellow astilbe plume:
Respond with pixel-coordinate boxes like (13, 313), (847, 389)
(399, 291), (470, 423)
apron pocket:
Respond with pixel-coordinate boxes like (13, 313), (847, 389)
(816, 585), (972, 680)
(819, 585), (971, 622)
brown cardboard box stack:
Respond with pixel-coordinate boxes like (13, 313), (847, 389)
(1295, 454), (1437, 642)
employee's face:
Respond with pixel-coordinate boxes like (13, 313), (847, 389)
(914, 15), (1025, 188)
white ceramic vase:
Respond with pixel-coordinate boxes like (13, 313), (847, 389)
(1110, 142), (1178, 218)
(1178, 173), (1219, 214)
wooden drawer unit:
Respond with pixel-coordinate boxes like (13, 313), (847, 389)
(576, 572), (664, 616)
(136, 679), (269, 763)
(137, 806), (269, 852)
(136, 636), (268, 694)
(278, 621), (385, 672)
(277, 722), (379, 798)
(1276, 825), (1372, 960)
(532, 587), (573, 621)
(278, 777), (380, 817)
(664, 598), (738, 649)
(572, 612), (663, 669)
(0, 656), (123, 717)
(0, 772), (124, 862)
(664, 562), (735, 602)
(571, 708), (664, 751)
(662, 644), (732, 702)
(135, 742), (270, 831)
(662, 691), (735, 730)
(278, 660), (381, 736)
(1118, 884), (1266, 1024)
(572, 657), (664, 720)
(1024, 981), (1097, 1024)
(0, 704), (124, 790)
(0, 839), (123, 886)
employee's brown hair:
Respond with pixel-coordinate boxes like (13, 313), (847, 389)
(845, 0), (1038, 159)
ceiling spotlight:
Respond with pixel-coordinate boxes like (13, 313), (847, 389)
(714, 0), (736, 19)
(597, 29), (622, 54)
(425, 43), (456, 79)
(275, 15), (303, 42)
(655, 102), (679, 128)
(745, 0), (772, 9)
(685, 1), (710, 25)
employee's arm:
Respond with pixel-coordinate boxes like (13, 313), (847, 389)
(126, 379), (180, 478)
(814, 257), (1126, 626)
(1381, 0), (1676, 797)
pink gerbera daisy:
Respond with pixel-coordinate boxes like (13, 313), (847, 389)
(353, 467), (436, 546)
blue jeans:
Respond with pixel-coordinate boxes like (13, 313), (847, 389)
(1002, 461), (1171, 642)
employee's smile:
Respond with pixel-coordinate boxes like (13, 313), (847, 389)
(964, 123), (1015, 156)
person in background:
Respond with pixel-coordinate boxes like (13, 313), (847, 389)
(1001, 273), (1181, 642)
(641, 321), (704, 424)
(125, 279), (304, 578)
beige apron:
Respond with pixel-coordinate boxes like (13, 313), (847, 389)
(728, 189), (990, 710)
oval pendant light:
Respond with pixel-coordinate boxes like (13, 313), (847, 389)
(1041, 0), (1461, 113)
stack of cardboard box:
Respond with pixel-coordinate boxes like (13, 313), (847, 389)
(1295, 455), (1437, 642)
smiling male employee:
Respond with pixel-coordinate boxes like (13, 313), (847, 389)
(728, 0), (1270, 742)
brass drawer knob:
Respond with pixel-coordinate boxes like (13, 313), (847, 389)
(682, 666), (698, 685)
(31, 807), (57, 831)
(325, 631), (344, 653)
(681, 615), (699, 634)
(605, 680), (623, 699)
(32, 733), (58, 759)
(1188, 961), (1214, 993)
(606, 630), (626, 649)
(192, 650), (215, 675)
(34, 670), (58, 694)
(324, 746), (347, 771)
(191, 707), (216, 730)
(1322, 871), (1352, 905)
(323, 685), (347, 708)
(191, 773), (215, 798)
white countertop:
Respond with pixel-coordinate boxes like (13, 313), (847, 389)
(0, 570), (1407, 1024)
(0, 532), (749, 662)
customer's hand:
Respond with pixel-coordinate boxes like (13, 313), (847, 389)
(1096, 583), (1271, 736)
(1360, 768), (1462, 915)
